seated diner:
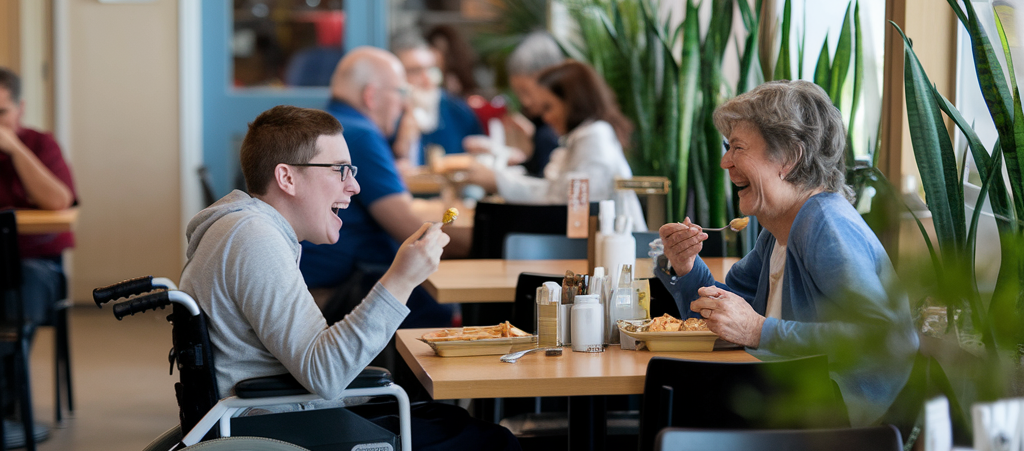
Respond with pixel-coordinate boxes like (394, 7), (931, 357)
(654, 80), (919, 427)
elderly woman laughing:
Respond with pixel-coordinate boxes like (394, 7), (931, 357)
(655, 80), (918, 427)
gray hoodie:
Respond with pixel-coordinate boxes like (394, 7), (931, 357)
(179, 190), (409, 399)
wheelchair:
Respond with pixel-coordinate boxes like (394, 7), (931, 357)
(93, 276), (412, 451)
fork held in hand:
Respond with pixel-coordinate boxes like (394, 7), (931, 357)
(500, 347), (563, 363)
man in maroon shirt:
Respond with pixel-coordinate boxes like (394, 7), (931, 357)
(0, 67), (76, 337)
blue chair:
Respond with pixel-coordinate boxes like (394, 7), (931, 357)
(502, 233), (588, 260)
(655, 425), (902, 451)
(633, 231), (661, 258)
(504, 231), (663, 261)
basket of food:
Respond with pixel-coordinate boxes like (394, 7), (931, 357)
(618, 314), (721, 352)
(419, 322), (536, 357)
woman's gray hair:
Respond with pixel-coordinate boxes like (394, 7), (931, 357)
(507, 31), (565, 77)
(713, 80), (854, 202)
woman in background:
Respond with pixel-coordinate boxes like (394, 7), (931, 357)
(465, 60), (646, 230)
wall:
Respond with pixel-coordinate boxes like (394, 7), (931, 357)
(66, 0), (182, 302)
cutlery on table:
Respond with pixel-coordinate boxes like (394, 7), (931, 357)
(500, 347), (563, 363)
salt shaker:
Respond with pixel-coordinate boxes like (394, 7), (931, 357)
(571, 294), (605, 353)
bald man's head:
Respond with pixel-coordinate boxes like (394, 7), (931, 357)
(329, 47), (408, 135)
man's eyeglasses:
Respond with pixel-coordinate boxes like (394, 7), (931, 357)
(289, 163), (358, 181)
(391, 85), (411, 99)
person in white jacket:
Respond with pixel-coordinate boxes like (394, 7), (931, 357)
(465, 60), (647, 230)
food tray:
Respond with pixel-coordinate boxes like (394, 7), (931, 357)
(618, 325), (719, 352)
(418, 335), (537, 357)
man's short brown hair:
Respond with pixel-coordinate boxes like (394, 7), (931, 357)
(240, 105), (343, 195)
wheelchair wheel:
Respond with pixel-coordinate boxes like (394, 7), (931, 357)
(181, 437), (311, 450)
(143, 425), (182, 451)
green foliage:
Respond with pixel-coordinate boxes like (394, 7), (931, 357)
(894, 0), (1024, 433)
(566, 0), (762, 241)
(471, 0), (550, 87)
(770, 1), (875, 169)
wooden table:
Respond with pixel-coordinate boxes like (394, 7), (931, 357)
(423, 257), (739, 304)
(13, 208), (79, 234)
(396, 328), (758, 450)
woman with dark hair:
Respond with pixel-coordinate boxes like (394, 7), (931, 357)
(425, 25), (479, 97)
(465, 60), (646, 231)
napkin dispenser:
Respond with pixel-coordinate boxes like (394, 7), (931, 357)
(536, 282), (561, 347)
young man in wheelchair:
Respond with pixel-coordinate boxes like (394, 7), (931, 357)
(178, 105), (519, 450)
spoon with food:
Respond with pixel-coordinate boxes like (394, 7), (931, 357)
(418, 207), (459, 242)
(700, 217), (749, 232)
(442, 207), (459, 225)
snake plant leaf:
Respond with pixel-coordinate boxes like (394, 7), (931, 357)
(813, 37), (831, 93)
(830, 1), (854, 107)
(994, 8), (1024, 215)
(797, 6), (806, 80)
(774, 0), (792, 81)
(895, 23), (966, 267)
(737, 0), (761, 93)
(956, 0), (1021, 205)
(848, 0), (863, 167)
(933, 90), (1013, 232)
(967, 144), (1004, 304)
(677, 0), (701, 224)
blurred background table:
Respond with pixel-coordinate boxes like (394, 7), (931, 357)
(422, 257), (739, 304)
(13, 208), (79, 234)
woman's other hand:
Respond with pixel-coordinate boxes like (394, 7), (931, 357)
(690, 286), (765, 348)
(462, 135), (492, 155)
(463, 160), (498, 193)
(658, 218), (707, 276)
(379, 222), (450, 303)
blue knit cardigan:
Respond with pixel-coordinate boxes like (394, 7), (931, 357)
(655, 191), (919, 426)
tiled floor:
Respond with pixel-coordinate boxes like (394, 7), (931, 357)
(28, 306), (179, 450)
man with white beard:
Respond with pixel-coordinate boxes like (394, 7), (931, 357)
(390, 31), (482, 170)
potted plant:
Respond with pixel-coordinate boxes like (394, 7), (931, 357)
(895, 0), (1024, 444)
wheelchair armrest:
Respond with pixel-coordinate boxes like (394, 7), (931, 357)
(234, 374), (308, 399)
(234, 367), (394, 399)
(349, 366), (393, 389)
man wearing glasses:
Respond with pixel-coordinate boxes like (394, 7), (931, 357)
(300, 46), (470, 329)
(389, 31), (483, 169)
(180, 105), (517, 450)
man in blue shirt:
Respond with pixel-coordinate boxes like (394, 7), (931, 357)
(300, 46), (470, 328)
(389, 32), (483, 167)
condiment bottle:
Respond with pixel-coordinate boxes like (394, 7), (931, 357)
(571, 294), (604, 353)
(608, 264), (635, 344)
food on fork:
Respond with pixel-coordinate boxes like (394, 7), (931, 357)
(442, 207), (459, 225)
(728, 216), (750, 231)
(421, 321), (530, 342)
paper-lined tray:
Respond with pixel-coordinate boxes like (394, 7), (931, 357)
(419, 335), (537, 357)
(618, 325), (719, 352)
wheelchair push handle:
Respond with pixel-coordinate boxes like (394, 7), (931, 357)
(112, 291), (170, 320)
(94, 276), (155, 306)
(94, 275), (178, 306)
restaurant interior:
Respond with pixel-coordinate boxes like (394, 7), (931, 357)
(2, 0), (1023, 450)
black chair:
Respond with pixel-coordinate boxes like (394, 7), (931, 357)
(470, 201), (599, 259)
(41, 271), (72, 424)
(655, 425), (902, 451)
(197, 166), (217, 207)
(93, 276), (411, 450)
(0, 211), (38, 451)
(647, 277), (682, 319)
(638, 355), (849, 451)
